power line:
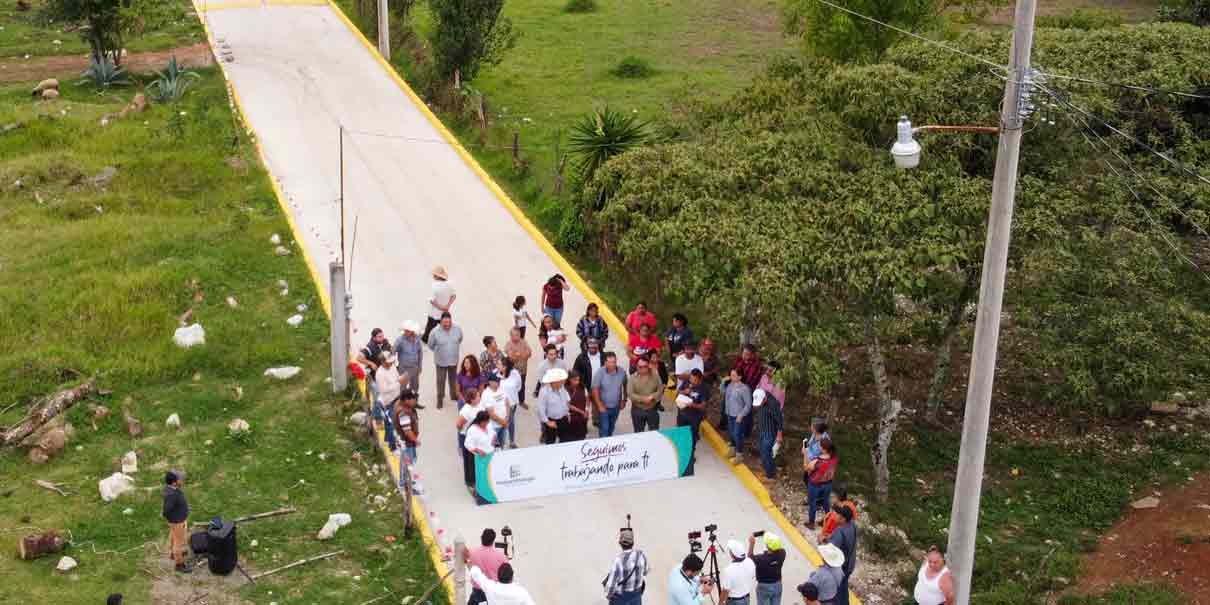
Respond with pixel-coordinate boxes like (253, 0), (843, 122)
(1040, 72), (1210, 101)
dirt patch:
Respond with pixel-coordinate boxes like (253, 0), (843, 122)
(1075, 472), (1210, 604)
(0, 43), (214, 83)
(979, 0), (1159, 25)
(146, 547), (255, 605)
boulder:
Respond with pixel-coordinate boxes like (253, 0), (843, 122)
(274, 245), (291, 256)
(165, 413), (181, 429)
(270, 233), (281, 245)
(55, 556), (77, 572)
(286, 314), (303, 327)
(98, 473), (136, 502)
(228, 418), (250, 434)
(349, 411), (367, 425)
(173, 323), (206, 348)
(1131, 496), (1160, 509)
(40, 88), (59, 101)
(31, 78), (59, 96)
(124, 410), (143, 438)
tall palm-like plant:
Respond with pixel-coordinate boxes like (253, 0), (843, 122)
(567, 106), (649, 183)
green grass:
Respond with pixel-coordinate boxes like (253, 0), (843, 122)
(1059, 583), (1186, 605)
(0, 71), (443, 604)
(0, 0), (203, 59)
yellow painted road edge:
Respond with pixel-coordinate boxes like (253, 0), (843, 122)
(323, 3), (859, 603)
(191, 2), (454, 597)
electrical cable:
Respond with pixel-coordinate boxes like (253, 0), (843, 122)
(1039, 72), (1210, 101)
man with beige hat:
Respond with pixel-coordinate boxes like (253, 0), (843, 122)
(808, 543), (845, 605)
(536, 367), (572, 444)
(424, 265), (455, 344)
(394, 320), (425, 408)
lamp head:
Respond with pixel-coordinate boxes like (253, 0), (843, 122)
(890, 115), (921, 169)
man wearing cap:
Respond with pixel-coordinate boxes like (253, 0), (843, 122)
(394, 321), (425, 406)
(537, 367), (572, 444)
(590, 350), (627, 438)
(809, 544), (845, 605)
(720, 539), (757, 604)
(356, 328), (391, 390)
(463, 410), (495, 499)
(603, 528), (649, 605)
(752, 388), (785, 481)
(669, 554), (716, 605)
(424, 266), (455, 343)
(427, 312), (463, 409)
(749, 533), (786, 605)
(795, 582), (822, 605)
(677, 369), (710, 475)
(827, 505), (858, 605)
(392, 390), (421, 465)
(162, 470), (190, 573)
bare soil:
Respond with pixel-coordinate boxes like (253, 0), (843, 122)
(980, 0), (1160, 24)
(1075, 472), (1210, 604)
(0, 43), (214, 83)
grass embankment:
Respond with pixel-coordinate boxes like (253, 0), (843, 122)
(0, 71), (443, 604)
(0, 0), (203, 59)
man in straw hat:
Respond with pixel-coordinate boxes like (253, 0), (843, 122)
(720, 539), (757, 604)
(748, 532), (786, 605)
(536, 367), (572, 444)
(394, 319), (425, 408)
(424, 265), (455, 343)
(603, 527), (649, 604)
(808, 543), (845, 605)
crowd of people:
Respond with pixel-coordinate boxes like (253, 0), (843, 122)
(349, 265), (955, 605)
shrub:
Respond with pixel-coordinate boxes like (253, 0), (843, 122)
(1037, 9), (1123, 29)
(147, 56), (200, 103)
(555, 204), (587, 251)
(563, 0), (597, 13)
(1157, 0), (1210, 26)
(610, 56), (655, 79)
(80, 57), (130, 88)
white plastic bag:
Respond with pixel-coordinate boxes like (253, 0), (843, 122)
(264, 366), (301, 380)
(173, 324), (205, 348)
(98, 472), (135, 502)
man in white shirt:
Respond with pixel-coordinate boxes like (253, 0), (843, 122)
(674, 341), (705, 389)
(719, 539), (756, 605)
(481, 372), (511, 446)
(424, 265), (455, 343)
(469, 564), (536, 605)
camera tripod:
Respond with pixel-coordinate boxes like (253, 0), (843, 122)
(701, 535), (722, 586)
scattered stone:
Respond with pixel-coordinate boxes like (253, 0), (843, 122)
(98, 473), (136, 502)
(270, 233), (282, 245)
(90, 166), (117, 188)
(279, 288), (289, 297)
(31, 78), (59, 96)
(349, 412), (367, 425)
(124, 410), (143, 438)
(317, 513), (351, 540)
(1172, 391), (1188, 402)
(264, 366), (301, 380)
(373, 495), (388, 506)
(3, 122), (21, 133)
(1150, 402), (1180, 415)
(1131, 496), (1160, 509)
(122, 508), (134, 515)
(296, 303), (308, 312)
(173, 323), (206, 348)
(231, 385), (244, 401)
(226, 296), (238, 308)
(250, 539), (259, 547)
(277, 279), (288, 289)
(55, 556), (77, 572)
(121, 451), (138, 474)
(286, 314), (304, 327)
(228, 418), (250, 434)
(41, 88), (59, 100)
(274, 246), (291, 256)
(165, 413), (181, 429)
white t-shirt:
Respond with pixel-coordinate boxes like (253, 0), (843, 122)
(588, 354), (603, 380)
(545, 329), (566, 352)
(459, 401), (487, 435)
(720, 557), (756, 598)
(429, 280), (455, 320)
(501, 369), (523, 407)
(464, 423), (495, 454)
(675, 354), (704, 378)
(482, 386), (510, 427)
(513, 307), (529, 328)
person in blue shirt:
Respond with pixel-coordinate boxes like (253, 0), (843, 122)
(668, 554), (716, 605)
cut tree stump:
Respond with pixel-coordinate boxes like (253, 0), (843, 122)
(3, 379), (96, 446)
(18, 531), (66, 560)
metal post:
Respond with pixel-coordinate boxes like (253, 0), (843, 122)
(330, 261), (350, 393)
(454, 536), (467, 605)
(377, 0), (390, 58)
(945, 1), (1037, 603)
(339, 124), (346, 267)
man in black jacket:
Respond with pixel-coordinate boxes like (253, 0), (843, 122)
(163, 470), (191, 573)
(573, 338), (607, 428)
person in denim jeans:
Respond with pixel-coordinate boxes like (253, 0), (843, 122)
(752, 389), (784, 481)
(724, 369), (753, 463)
(804, 439), (838, 530)
(748, 533), (786, 605)
(374, 353), (401, 448)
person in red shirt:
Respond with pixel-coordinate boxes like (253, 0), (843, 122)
(818, 482), (859, 544)
(540, 274), (570, 326)
(625, 301), (658, 337)
(627, 323), (662, 371)
(733, 344), (763, 390)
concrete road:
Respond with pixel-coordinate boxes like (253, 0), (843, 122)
(202, 5), (818, 602)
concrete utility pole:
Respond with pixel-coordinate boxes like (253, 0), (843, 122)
(454, 536), (467, 605)
(945, 0), (1037, 603)
(330, 261), (350, 393)
(377, 0), (390, 59)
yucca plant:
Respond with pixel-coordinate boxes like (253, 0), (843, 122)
(80, 57), (130, 88)
(147, 56), (200, 103)
(567, 106), (649, 183)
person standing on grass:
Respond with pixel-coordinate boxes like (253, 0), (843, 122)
(512, 295), (538, 339)
(566, 371), (591, 441)
(427, 312), (463, 409)
(162, 470), (190, 573)
(749, 533), (786, 605)
(809, 544), (845, 605)
(625, 301), (657, 336)
(818, 483), (858, 545)
(627, 323), (662, 373)
(665, 313), (695, 363)
(537, 368), (572, 444)
(540, 274), (570, 325)
(505, 328), (532, 408)
(626, 356), (662, 432)
(674, 341), (704, 388)
(576, 302), (610, 355)
(574, 338), (607, 428)
(804, 439), (838, 530)
(826, 505), (857, 605)
(498, 358), (524, 448)
(752, 389), (784, 481)
(463, 410), (495, 500)
(533, 344), (568, 398)
(538, 314), (568, 359)
(424, 266), (455, 343)
(392, 390), (421, 465)
(913, 546), (955, 605)
(465, 528), (509, 605)
(394, 320), (425, 408)
(480, 336), (505, 379)
(592, 351), (629, 437)
(676, 369), (710, 476)
(455, 355), (485, 411)
(724, 369), (753, 462)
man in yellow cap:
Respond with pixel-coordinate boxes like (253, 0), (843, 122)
(748, 532), (786, 605)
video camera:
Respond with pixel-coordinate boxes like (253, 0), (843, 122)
(494, 525), (514, 559)
(687, 523), (718, 554)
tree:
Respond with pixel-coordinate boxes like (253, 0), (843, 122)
(428, 0), (518, 85)
(1158, 0), (1210, 26)
(781, 0), (939, 63)
(43, 0), (132, 67)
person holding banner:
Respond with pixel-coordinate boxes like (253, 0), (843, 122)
(537, 368), (572, 444)
(463, 410), (495, 499)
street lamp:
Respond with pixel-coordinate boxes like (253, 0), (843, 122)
(889, 115), (1000, 169)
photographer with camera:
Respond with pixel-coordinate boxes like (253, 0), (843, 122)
(602, 528), (649, 605)
(720, 539), (757, 604)
(464, 528), (509, 605)
(669, 554), (716, 605)
(748, 531), (786, 605)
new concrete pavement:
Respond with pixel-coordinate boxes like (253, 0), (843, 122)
(200, 4), (818, 602)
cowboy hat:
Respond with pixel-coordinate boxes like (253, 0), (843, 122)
(400, 319), (419, 333)
(541, 367), (568, 384)
(753, 389), (767, 407)
(818, 543), (845, 568)
(431, 265), (448, 280)
(726, 539), (746, 559)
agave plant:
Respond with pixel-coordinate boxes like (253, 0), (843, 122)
(80, 57), (130, 89)
(566, 106), (649, 183)
(147, 56), (201, 103)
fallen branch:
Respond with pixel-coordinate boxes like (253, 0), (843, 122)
(190, 506), (298, 528)
(34, 480), (69, 496)
(357, 592), (395, 605)
(415, 569), (455, 604)
(3, 379), (96, 446)
(249, 550), (343, 580)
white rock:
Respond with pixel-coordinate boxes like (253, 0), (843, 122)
(277, 279), (288, 289)
(56, 556), (77, 572)
(296, 304), (308, 312)
(204, 439), (213, 446)
(173, 323), (206, 348)
(317, 513), (352, 540)
(165, 413), (181, 429)
(1131, 496), (1161, 509)
(121, 451), (138, 473)
(264, 366), (301, 380)
(269, 233), (282, 245)
(98, 473), (136, 501)
(250, 539), (259, 547)
(274, 245), (291, 256)
(228, 418), (250, 434)
(122, 508), (134, 515)
(286, 314), (304, 327)
(226, 296), (238, 308)
(279, 288), (289, 297)
(373, 495), (388, 506)
(349, 411), (367, 425)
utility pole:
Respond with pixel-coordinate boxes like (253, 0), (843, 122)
(377, 0), (390, 59)
(330, 261), (349, 393)
(945, 1), (1036, 603)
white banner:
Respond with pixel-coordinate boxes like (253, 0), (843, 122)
(474, 427), (693, 504)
